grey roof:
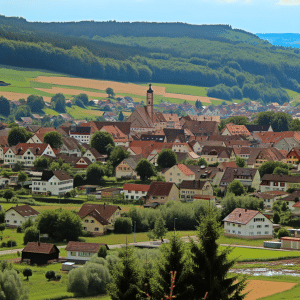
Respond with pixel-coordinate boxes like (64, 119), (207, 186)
(124, 154), (143, 169)
(245, 125), (272, 133)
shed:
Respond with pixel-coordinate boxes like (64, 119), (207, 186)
(21, 242), (60, 265)
(281, 237), (300, 250)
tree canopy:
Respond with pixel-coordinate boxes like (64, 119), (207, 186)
(7, 126), (32, 146)
(135, 159), (157, 181)
(91, 131), (115, 155)
(27, 95), (45, 112)
(157, 149), (177, 169)
(43, 131), (63, 149)
(0, 96), (10, 116)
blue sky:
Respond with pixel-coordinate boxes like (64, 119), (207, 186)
(2, 0), (300, 33)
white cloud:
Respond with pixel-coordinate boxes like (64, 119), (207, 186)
(278, 0), (300, 5)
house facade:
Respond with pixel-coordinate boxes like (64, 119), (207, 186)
(179, 180), (213, 201)
(223, 208), (273, 239)
(123, 183), (150, 200)
(260, 174), (300, 192)
(163, 164), (195, 184)
(146, 181), (179, 204)
(5, 205), (39, 227)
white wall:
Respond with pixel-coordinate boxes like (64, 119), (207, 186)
(67, 251), (94, 261)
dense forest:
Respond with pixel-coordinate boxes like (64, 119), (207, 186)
(0, 15), (300, 104)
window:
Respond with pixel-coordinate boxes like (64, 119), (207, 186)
(232, 224), (235, 227)
(94, 227), (99, 232)
(257, 225), (261, 228)
(227, 222), (230, 226)
(83, 227), (87, 231)
(265, 225), (269, 228)
(280, 183), (285, 187)
(265, 231), (269, 235)
(71, 252), (76, 256)
(238, 225), (241, 228)
(85, 220), (89, 223)
(91, 220), (95, 223)
(14, 220), (17, 224)
(257, 232), (261, 235)
(238, 231), (241, 235)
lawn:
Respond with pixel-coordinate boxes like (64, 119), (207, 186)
(226, 246), (300, 262)
(0, 228), (25, 250)
(66, 105), (104, 120)
(217, 232), (268, 247)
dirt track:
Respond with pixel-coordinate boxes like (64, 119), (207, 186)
(34, 76), (217, 103)
(0, 91), (52, 102)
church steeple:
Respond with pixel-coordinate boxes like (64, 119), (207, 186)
(146, 84), (154, 121)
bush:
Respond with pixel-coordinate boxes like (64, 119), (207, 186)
(23, 268), (32, 280)
(6, 240), (17, 247)
(17, 226), (23, 233)
(45, 270), (56, 281)
(97, 246), (107, 258)
(81, 230), (94, 237)
(1, 242), (6, 247)
(23, 226), (39, 244)
(114, 217), (133, 234)
(278, 228), (290, 239)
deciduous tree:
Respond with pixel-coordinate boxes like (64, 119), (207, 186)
(157, 149), (177, 169)
(43, 131), (63, 149)
(91, 131), (115, 155)
(8, 126), (32, 146)
(135, 159), (157, 181)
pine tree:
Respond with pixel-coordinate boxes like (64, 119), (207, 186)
(190, 211), (247, 300)
(118, 111), (124, 121)
(108, 245), (142, 300)
(150, 234), (194, 300)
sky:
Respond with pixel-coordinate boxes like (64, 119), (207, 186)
(1, 0), (300, 33)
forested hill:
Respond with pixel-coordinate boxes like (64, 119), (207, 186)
(0, 15), (264, 46)
(0, 15), (300, 105)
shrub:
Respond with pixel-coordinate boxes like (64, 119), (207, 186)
(114, 217), (133, 234)
(17, 226), (23, 233)
(23, 268), (32, 280)
(45, 270), (56, 281)
(23, 226), (39, 244)
(81, 230), (94, 237)
(6, 240), (17, 247)
(1, 242), (6, 247)
(97, 246), (107, 258)
(278, 228), (290, 239)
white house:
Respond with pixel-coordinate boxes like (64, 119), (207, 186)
(69, 126), (91, 144)
(4, 143), (56, 167)
(223, 208), (273, 239)
(0, 176), (10, 188)
(83, 148), (106, 163)
(65, 241), (109, 263)
(123, 183), (150, 200)
(260, 174), (300, 192)
(60, 137), (82, 157)
(5, 205), (39, 227)
(31, 170), (73, 196)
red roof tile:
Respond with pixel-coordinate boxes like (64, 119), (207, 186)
(78, 204), (121, 221)
(65, 241), (109, 252)
(177, 164), (195, 176)
(223, 208), (265, 225)
(22, 242), (59, 254)
(6, 204), (39, 217)
(147, 181), (176, 197)
(123, 183), (150, 192)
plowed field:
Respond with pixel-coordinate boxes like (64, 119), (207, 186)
(0, 91), (52, 102)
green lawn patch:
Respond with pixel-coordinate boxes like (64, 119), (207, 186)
(217, 232), (267, 247)
(66, 105), (104, 120)
(42, 108), (60, 116)
(0, 228), (25, 250)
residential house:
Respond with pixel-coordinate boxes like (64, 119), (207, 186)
(253, 131), (300, 147)
(123, 183), (150, 200)
(233, 147), (253, 161)
(5, 204), (39, 227)
(223, 208), (273, 239)
(97, 187), (122, 199)
(218, 161), (237, 171)
(179, 180), (213, 201)
(244, 124), (273, 134)
(163, 164), (195, 184)
(19, 117), (33, 125)
(115, 155), (142, 179)
(286, 148), (300, 165)
(31, 170), (73, 196)
(100, 125), (130, 147)
(65, 241), (109, 263)
(78, 204), (121, 235)
(21, 243), (60, 265)
(260, 174), (300, 192)
(251, 190), (291, 209)
(200, 146), (235, 164)
(219, 167), (261, 191)
(163, 113), (181, 128)
(60, 137), (82, 157)
(83, 148), (107, 163)
(4, 143), (56, 167)
(247, 148), (286, 168)
(0, 176), (10, 188)
(274, 137), (300, 153)
(222, 123), (251, 136)
(146, 181), (180, 204)
(182, 120), (219, 138)
(141, 135), (166, 142)
(69, 126), (92, 144)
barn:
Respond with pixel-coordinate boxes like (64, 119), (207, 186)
(21, 242), (60, 265)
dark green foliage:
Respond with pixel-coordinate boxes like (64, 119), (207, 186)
(6, 240), (17, 247)
(36, 209), (83, 241)
(97, 246), (107, 258)
(135, 158), (157, 181)
(86, 163), (105, 185)
(196, 157), (208, 167)
(14, 105), (32, 120)
(21, 218), (34, 231)
(190, 211), (247, 300)
(45, 270), (56, 281)
(254, 111), (293, 132)
(157, 149), (177, 169)
(43, 131), (63, 149)
(236, 156), (246, 168)
(259, 161), (289, 177)
(219, 116), (248, 131)
(277, 228), (290, 239)
(289, 119), (300, 131)
(51, 93), (66, 112)
(33, 156), (50, 170)
(23, 268), (32, 280)
(91, 131), (115, 155)
(0, 211), (5, 223)
(74, 173), (86, 187)
(7, 126), (32, 146)
(227, 180), (245, 196)
(108, 146), (130, 168)
(273, 212), (280, 224)
(106, 88), (115, 98)
(17, 171), (28, 186)
(273, 167), (289, 175)
(0, 96), (10, 116)
(73, 93), (89, 106)
(27, 95), (45, 112)
(114, 217), (133, 234)
(150, 234), (194, 299)
(221, 194), (264, 219)
(12, 162), (23, 172)
(108, 246), (142, 300)
(118, 111), (124, 121)
(152, 216), (168, 241)
(23, 226), (39, 244)
(3, 189), (14, 202)
(0, 223), (5, 235)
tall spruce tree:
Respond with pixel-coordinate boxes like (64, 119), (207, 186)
(150, 234), (194, 300)
(190, 211), (247, 300)
(108, 245), (142, 300)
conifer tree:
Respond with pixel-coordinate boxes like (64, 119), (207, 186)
(108, 245), (142, 300)
(150, 234), (194, 300)
(190, 211), (247, 300)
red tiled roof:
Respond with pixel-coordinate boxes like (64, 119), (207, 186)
(12, 143), (50, 156)
(35, 127), (57, 135)
(84, 209), (110, 225)
(6, 204), (39, 217)
(193, 195), (216, 200)
(147, 181), (176, 197)
(222, 123), (251, 136)
(177, 164), (195, 176)
(123, 183), (150, 192)
(223, 208), (264, 225)
(65, 241), (109, 252)
(78, 204), (121, 221)
(22, 242), (59, 254)
(254, 131), (300, 144)
(281, 237), (300, 242)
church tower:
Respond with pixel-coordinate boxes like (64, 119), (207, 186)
(146, 83), (154, 121)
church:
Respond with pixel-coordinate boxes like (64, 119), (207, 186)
(126, 84), (179, 132)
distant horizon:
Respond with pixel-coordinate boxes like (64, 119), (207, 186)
(2, 0), (300, 34)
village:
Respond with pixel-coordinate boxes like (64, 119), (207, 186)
(1, 84), (300, 299)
